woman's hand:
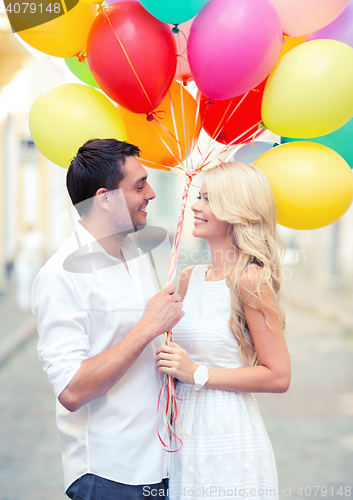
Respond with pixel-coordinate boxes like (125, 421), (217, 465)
(156, 341), (198, 385)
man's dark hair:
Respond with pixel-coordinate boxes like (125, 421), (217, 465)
(66, 139), (140, 216)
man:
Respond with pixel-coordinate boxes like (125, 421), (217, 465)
(31, 139), (184, 499)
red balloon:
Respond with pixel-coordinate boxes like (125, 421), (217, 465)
(199, 79), (267, 145)
(87, 1), (177, 114)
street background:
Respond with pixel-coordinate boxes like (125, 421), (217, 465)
(0, 263), (352, 500)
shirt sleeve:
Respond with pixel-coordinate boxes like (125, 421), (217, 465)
(31, 267), (90, 399)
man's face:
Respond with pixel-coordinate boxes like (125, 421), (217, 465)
(115, 156), (156, 232)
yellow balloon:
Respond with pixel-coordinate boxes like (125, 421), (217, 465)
(253, 142), (353, 230)
(277, 34), (308, 62)
(262, 40), (353, 138)
(80, 0), (101, 3)
(120, 81), (201, 170)
(29, 83), (127, 168)
(18, 3), (96, 58)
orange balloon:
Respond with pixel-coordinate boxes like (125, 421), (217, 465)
(277, 34), (309, 62)
(120, 81), (201, 170)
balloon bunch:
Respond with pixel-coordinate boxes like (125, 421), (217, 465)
(11, 0), (353, 447)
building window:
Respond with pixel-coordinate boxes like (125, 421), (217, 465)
(21, 140), (38, 164)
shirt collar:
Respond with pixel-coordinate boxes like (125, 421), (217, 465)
(73, 221), (139, 263)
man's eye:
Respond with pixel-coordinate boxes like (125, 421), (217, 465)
(137, 186), (143, 190)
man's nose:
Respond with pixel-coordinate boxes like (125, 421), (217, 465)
(146, 182), (156, 200)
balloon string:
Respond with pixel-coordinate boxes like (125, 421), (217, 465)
(157, 380), (183, 452)
(101, 8), (154, 111)
(210, 100), (233, 140)
(149, 120), (183, 166)
(175, 28), (188, 58)
(158, 173), (194, 452)
(147, 110), (181, 147)
(178, 79), (189, 172)
(147, 113), (184, 165)
(225, 119), (263, 149)
(204, 91), (250, 155)
(167, 91), (183, 162)
(167, 173), (193, 284)
(138, 157), (172, 171)
(213, 91), (250, 143)
(199, 120), (264, 171)
(194, 107), (209, 166)
(199, 91), (242, 164)
(158, 160), (219, 451)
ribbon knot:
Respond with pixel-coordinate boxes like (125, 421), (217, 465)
(97, 3), (106, 14)
(77, 52), (87, 63)
(146, 110), (167, 122)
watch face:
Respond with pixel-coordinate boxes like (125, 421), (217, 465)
(194, 368), (209, 385)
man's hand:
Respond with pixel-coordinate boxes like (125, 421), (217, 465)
(141, 284), (184, 339)
(59, 284), (184, 412)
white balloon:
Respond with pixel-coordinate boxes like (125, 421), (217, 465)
(225, 140), (277, 164)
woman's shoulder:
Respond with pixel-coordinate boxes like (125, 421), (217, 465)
(240, 264), (263, 283)
(177, 265), (207, 300)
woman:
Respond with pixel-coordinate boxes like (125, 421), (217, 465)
(156, 161), (291, 500)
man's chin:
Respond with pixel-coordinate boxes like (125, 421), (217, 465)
(133, 221), (147, 232)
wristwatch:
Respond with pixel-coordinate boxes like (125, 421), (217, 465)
(193, 365), (209, 391)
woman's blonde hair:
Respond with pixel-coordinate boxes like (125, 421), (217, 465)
(203, 161), (286, 366)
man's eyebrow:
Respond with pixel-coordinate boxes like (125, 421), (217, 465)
(133, 176), (148, 185)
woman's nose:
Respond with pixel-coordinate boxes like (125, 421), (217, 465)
(191, 200), (202, 212)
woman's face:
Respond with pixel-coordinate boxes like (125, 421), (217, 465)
(191, 182), (230, 242)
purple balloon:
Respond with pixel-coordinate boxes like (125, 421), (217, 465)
(311, 0), (353, 47)
(187, 0), (282, 101)
(105, 0), (138, 5)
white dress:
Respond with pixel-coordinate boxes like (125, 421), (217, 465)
(169, 265), (279, 500)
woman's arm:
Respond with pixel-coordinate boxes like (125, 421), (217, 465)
(156, 268), (291, 394)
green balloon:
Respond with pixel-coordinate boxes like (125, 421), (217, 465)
(139, 0), (209, 24)
(65, 57), (99, 89)
(281, 118), (353, 169)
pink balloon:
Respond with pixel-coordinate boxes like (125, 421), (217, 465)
(311, 0), (353, 47)
(173, 19), (194, 83)
(105, 0), (137, 5)
(268, 0), (350, 37)
(187, 0), (282, 101)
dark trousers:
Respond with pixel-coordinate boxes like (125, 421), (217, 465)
(66, 473), (169, 500)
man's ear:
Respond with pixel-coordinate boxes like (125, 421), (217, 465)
(95, 188), (110, 211)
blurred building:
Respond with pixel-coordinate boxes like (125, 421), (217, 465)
(281, 205), (353, 290)
(0, 13), (71, 296)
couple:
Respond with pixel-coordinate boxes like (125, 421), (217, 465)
(31, 139), (290, 500)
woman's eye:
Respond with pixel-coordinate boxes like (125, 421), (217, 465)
(196, 195), (201, 200)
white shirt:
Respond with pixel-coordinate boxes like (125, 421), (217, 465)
(31, 222), (169, 490)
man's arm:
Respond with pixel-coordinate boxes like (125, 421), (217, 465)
(58, 283), (183, 412)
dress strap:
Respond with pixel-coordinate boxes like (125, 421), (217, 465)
(186, 265), (208, 288)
